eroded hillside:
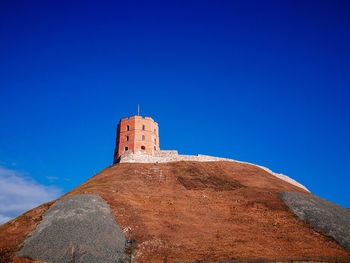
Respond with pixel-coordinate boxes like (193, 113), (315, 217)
(1, 161), (349, 262)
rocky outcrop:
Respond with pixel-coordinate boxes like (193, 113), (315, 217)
(279, 192), (350, 251)
(16, 194), (128, 263)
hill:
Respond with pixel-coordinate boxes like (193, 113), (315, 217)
(1, 161), (349, 262)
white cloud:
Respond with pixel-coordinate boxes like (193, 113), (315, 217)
(0, 215), (12, 225)
(46, 176), (59, 181)
(0, 166), (62, 225)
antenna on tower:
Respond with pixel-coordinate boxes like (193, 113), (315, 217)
(137, 104), (140, 116)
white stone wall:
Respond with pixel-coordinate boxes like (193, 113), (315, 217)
(153, 150), (179, 158)
(118, 151), (309, 192)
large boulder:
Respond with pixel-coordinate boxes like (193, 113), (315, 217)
(279, 191), (350, 251)
(16, 194), (128, 263)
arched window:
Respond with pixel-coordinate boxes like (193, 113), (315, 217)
(125, 146), (128, 151)
(127, 125), (130, 131)
(141, 146), (145, 150)
(154, 146), (156, 150)
(126, 136), (129, 141)
(142, 125), (145, 130)
(142, 135), (145, 141)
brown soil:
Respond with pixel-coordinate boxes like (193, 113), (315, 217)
(0, 201), (53, 263)
(1, 161), (349, 262)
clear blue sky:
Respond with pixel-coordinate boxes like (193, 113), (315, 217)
(1, 0), (349, 222)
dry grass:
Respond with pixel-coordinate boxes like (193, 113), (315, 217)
(0, 161), (349, 263)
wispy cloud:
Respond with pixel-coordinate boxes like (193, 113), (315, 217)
(0, 166), (62, 225)
(0, 215), (12, 224)
(46, 176), (59, 181)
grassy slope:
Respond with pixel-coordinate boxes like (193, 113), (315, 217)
(1, 161), (349, 262)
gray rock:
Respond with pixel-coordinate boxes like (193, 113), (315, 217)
(16, 194), (128, 263)
(279, 191), (350, 250)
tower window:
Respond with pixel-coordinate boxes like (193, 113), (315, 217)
(125, 146), (129, 151)
(127, 125), (130, 131)
(126, 136), (129, 141)
(142, 135), (145, 141)
(142, 125), (145, 130)
(141, 146), (145, 150)
(154, 146), (156, 150)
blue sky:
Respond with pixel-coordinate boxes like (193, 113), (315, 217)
(1, 0), (350, 223)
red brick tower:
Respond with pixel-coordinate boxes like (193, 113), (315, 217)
(114, 115), (159, 163)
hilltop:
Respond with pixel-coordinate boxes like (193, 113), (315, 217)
(1, 160), (349, 262)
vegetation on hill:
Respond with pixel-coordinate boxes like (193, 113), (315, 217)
(0, 161), (349, 262)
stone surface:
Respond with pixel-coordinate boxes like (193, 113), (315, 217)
(279, 191), (350, 251)
(16, 194), (128, 263)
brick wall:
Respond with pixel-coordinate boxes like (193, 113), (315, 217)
(114, 115), (159, 163)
